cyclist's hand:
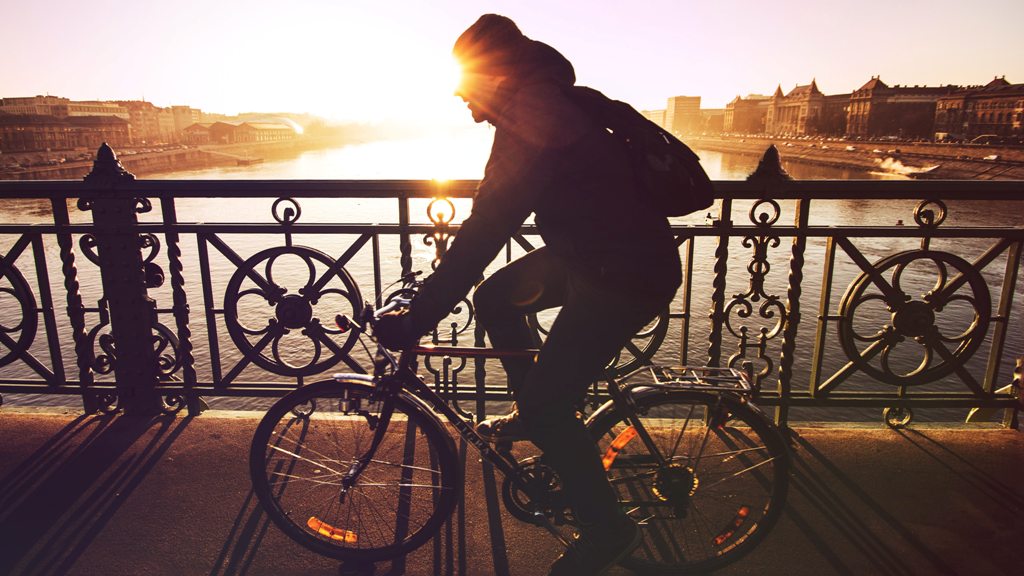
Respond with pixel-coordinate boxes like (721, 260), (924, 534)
(373, 310), (419, 351)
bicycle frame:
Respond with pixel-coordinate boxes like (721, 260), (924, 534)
(356, 343), (759, 491)
(337, 299), (769, 543)
(396, 346), (526, 471)
(347, 342), (576, 533)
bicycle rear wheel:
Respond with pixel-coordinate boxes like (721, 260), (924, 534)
(587, 388), (789, 574)
(250, 378), (460, 562)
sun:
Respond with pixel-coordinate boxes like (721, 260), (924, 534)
(399, 54), (467, 123)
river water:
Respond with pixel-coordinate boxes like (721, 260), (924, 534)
(2, 133), (1022, 423)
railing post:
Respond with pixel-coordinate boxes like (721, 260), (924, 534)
(51, 197), (97, 413)
(777, 197), (808, 429)
(707, 198), (731, 367)
(80, 143), (161, 416)
(398, 193), (412, 277)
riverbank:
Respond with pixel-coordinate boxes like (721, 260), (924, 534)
(689, 136), (1024, 180)
(0, 136), (361, 181)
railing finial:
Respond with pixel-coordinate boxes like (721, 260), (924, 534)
(84, 142), (135, 183)
(747, 144), (792, 183)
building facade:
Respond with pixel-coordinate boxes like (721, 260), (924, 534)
(0, 96), (72, 117)
(115, 100), (166, 144)
(934, 77), (1024, 141)
(847, 77), (956, 139)
(724, 94), (771, 134)
(203, 121), (296, 145)
(764, 81), (848, 137)
(67, 101), (130, 120)
(183, 123), (212, 145)
(700, 109), (724, 134)
(664, 96), (701, 136)
(171, 106), (203, 134)
(0, 113), (130, 152)
(641, 109), (666, 129)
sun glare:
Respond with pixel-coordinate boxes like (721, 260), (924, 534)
(442, 56), (464, 97)
(310, 49), (470, 128)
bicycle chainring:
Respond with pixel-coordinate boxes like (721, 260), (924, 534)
(501, 456), (573, 525)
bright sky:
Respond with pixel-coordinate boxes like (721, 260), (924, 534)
(3, 0), (1023, 125)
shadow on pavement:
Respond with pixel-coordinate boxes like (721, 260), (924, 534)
(0, 414), (192, 576)
(787, 431), (960, 576)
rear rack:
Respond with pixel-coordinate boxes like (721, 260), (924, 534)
(620, 365), (754, 393)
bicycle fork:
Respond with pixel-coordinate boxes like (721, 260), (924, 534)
(338, 394), (397, 503)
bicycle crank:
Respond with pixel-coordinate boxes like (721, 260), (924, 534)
(501, 456), (574, 527)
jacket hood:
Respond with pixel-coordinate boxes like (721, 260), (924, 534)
(506, 39), (576, 87)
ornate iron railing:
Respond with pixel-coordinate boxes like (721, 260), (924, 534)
(0, 144), (1021, 428)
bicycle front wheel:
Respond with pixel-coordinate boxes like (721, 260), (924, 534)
(250, 378), (460, 562)
(587, 389), (789, 574)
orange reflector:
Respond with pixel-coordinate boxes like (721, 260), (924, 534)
(602, 426), (638, 470)
(307, 516), (358, 543)
(712, 505), (752, 546)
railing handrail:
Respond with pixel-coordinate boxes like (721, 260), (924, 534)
(2, 177), (1023, 200)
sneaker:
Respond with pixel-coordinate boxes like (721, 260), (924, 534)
(548, 516), (641, 576)
(475, 409), (528, 443)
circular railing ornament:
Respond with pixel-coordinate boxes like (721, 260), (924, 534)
(271, 197), (302, 225)
(883, 406), (914, 428)
(224, 246), (364, 376)
(913, 200), (947, 228)
(95, 392), (120, 414)
(749, 198), (782, 228)
(837, 250), (991, 387)
(161, 394), (188, 415)
(0, 263), (38, 369)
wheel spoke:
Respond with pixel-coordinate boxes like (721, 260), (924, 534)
(590, 390), (788, 573)
(268, 444), (344, 475)
(251, 380), (457, 558)
(698, 456), (779, 492)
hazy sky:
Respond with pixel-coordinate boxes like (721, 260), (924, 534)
(3, 0), (1022, 124)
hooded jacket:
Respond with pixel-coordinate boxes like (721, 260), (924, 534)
(410, 39), (681, 336)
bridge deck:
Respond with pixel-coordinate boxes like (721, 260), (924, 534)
(0, 409), (1020, 575)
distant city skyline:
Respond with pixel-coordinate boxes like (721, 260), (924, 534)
(3, 0), (1022, 127)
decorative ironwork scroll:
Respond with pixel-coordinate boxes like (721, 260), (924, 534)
(425, 196), (455, 270)
(723, 199), (788, 385)
(421, 294), (476, 419)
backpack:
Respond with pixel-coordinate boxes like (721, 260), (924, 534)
(563, 86), (714, 217)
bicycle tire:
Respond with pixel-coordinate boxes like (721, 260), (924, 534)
(587, 388), (789, 574)
(250, 378), (460, 561)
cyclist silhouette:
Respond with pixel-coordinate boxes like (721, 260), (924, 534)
(375, 14), (682, 574)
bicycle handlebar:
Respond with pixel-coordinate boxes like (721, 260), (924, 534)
(334, 297), (412, 336)
(374, 297), (412, 319)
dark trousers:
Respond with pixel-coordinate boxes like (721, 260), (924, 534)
(473, 246), (669, 525)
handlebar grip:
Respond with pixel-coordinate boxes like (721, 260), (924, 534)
(335, 314), (352, 333)
(374, 297), (412, 319)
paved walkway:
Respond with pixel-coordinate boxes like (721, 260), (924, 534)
(0, 409), (1021, 576)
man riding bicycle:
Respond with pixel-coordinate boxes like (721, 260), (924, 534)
(375, 14), (682, 575)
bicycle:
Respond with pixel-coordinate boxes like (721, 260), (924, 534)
(249, 297), (791, 574)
